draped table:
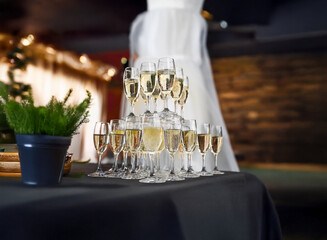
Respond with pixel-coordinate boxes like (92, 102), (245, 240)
(0, 164), (282, 240)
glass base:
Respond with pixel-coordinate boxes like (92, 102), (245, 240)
(182, 171), (200, 178)
(120, 165), (128, 172)
(142, 111), (153, 117)
(199, 170), (213, 177)
(179, 167), (199, 178)
(179, 168), (187, 174)
(159, 109), (180, 120)
(87, 171), (104, 178)
(137, 170), (150, 179)
(167, 173), (185, 181)
(103, 169), (121, 178)
(139, 176), (166, 184)
(121, 171), (144, 180)
(127, 112), (135, 117)
(212, 169), (225, 175)
(154, 170), (169, 181)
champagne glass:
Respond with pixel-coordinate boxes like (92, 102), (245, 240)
(211, 125), (224, 175)
(178, 76), (189, 118)
(140, 62), (156, 114)
(121, 116), (143, 179)
(123, 67), (140, 116)
(88, 122), (110, 177)
(157, 57), (176, 118)
(104, 119), (126, 178)
(181, 119), (199, 178)
(164, 117), (185, 181)
(152, 80), (161, 113)
(197, 123), (213, 176)
(139, 114), (166, 183)
(171, 67), (184, 114)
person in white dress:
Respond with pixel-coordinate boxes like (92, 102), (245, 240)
(120, 0), (239, 172)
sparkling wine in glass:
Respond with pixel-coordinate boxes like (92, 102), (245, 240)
(140, 62), (156, 114)
(178, 76), (189, 118)
(171, 67), (184, 114)
(88, 122), (110, 177)
(104, 119), (126, 178)
(122, 116), (143, 180)
(157, 57), (176, 118)
(211, 125), (224, 175)
(197, 123), (213, 176)
(181, 119), (199, 178)
(164, 117), (184, 181)
(139, 114), (166, 183)
(140, 87), (147, 104)
(123, 67), (140, 116)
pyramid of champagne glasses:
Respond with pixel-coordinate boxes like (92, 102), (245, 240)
(88, 57), (224, 183)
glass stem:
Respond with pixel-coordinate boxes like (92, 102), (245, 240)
(156, 152), (160, 171)
(146, 96), (151, 112)
(201, 154), (206, 172)
(137, 152), (142, 170)
(174, 101), (177, 113)
(142, 153), (145, 170)
(145, 153), (150, 171)
(114, 153), (119, 172)
(180, 152), (185, 171)
(214, 153), (218, 170)
(170, 153), (175, 175)
(164, 94), (168, 110)
(129, 101), (134, 115)
(131, 153), (136, 173)
(154, 98), (158, 113)
(122, 150), (128, 170)
(181, 105), (184, 118)
(96, 154), (102, 172)
(187, 153), (192, 172)
(149, 154), (154, 177)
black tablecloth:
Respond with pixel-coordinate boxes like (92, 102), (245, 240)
(0, 164), (282, 240)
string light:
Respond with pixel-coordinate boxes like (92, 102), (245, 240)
(220, 20), (228, 29)
(79, 54), (88, 64)
(201, 10), (213, 20)
(21, 34), (35, 46)
(121, 57), (128, 65)
(1, 34), (116, 82)
(107, 68), (116, 77)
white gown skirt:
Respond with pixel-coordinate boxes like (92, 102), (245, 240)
(121, 8), (239, 172)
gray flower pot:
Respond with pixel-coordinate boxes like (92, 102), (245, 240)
(16, 134), (71, 186)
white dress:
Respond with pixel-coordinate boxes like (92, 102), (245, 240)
(121, 0), (239, 172)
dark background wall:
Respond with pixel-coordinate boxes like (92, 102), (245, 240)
(212, 51), (327, 164)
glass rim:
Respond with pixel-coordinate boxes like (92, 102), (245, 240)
(158, 57), (174, 61)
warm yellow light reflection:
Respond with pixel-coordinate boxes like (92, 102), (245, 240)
(27, 34), (34, 41)
(201, 10), (213, 20)
(107, 68), (116, 77)
(79, 54), (88, 64)
(46, 47), (56, 54)
(121, 57), (128, 65)
(21, 34), (35, 46)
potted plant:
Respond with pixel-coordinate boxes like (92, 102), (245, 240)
(0, 82), (91, 186)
